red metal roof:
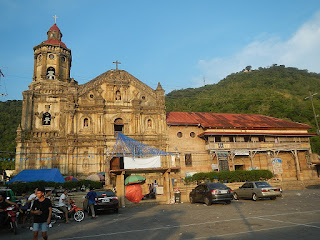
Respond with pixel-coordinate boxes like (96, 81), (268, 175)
(166, 112), (312, 130)
(48, 23), (61, 32)
(42, 39), (67, 48)
(198, 131), (316, 137)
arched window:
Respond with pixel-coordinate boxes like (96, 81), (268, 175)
(42, 112), (51, 125)
(115, 90), (121, 100)
(84, 118), (89, 127)
(46, 67), (55, 80)
(114, 118), (124, 136)
(147, 119), (152, 128)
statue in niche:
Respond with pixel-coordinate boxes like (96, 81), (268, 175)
(115, 90), (121, 100)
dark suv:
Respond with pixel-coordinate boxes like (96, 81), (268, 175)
(189, 183), (233, 206)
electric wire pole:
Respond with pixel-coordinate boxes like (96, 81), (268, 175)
(305, 91), (320, 135)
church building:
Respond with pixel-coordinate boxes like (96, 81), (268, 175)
(15, 23), (168, 186)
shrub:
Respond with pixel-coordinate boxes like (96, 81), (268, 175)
(8, 180), (102, 195)
(184, 170), (273, 184)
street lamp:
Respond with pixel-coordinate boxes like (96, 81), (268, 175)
(304, 91), (320, 135)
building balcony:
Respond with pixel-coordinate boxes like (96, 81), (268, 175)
(206, 141), (311, 151)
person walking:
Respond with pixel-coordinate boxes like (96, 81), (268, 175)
(86, 187), (97, 219)
(58, 190), (69, 223)
(31, 188), (52, 240)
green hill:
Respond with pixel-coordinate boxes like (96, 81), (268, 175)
(166, 65), (320, 153)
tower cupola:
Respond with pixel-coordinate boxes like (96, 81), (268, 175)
(32, 20), (72, 83)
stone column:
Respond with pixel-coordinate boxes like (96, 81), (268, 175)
(116, 172), (125, 207)
(56, 53), (61, 80)
(41, 52), (47, 79)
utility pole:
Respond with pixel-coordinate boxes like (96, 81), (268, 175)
(305, 91), (320, 135)
(0, 68), (7, 97)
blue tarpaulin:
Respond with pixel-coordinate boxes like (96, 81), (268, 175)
(8, 169), (65, 183)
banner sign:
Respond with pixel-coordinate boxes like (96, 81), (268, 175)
(272, 158), (283, 174)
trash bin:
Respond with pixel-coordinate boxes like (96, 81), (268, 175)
(174, 192), (181, 203)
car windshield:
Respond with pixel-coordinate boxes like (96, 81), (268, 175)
(96, 191), (115, 197)
(208, 183), (228, 190)
(255, 182), (272, 188)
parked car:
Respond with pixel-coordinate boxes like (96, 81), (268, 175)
(0, 188), (16, 202)
(233, 181), (282, 201)
(83, 190), (119, 214)
(189, 183), (233, 206)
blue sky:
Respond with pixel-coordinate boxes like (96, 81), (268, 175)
(1, 0), (320, 100)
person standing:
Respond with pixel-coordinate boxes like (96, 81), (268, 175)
(18, 192), (29, 228)
(58, 190), (69, 223)
(31, 188), (52, 240)
(28, 188), (38, 230)
(86, 187), (97, 219)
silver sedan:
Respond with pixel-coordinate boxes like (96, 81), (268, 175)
(233, 181), (282, 201)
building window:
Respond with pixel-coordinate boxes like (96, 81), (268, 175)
(42, 112), (51, 125)
(61, 56), (66, 62)
(258, 136), (265, 142)
(185, 154), (192, 166)
(190, 132), (195, 138)
(48, 54), (55, 59)
(114, 118), (124, 136)
(215, 136), (221, 142)
(84, 118), (89, 127)
(147, 119), (152, 128)
(244, 136), (251, 142)
(115, 90), (121, 100)
(229, 136), (234, 142)
(46, 67), (55, 80)
(177, 132), (183, 138)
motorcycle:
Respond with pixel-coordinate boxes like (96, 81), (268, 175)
(0, 205), (19, 235)
(51, 199), (85, 224)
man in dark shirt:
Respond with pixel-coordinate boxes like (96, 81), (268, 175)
(31, 188), (52, 240)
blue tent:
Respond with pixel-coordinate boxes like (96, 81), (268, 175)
(8, 169), (65, 183)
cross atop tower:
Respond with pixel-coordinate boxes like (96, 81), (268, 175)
(113, 60), (121, 70)
(53, 15), (59, 24)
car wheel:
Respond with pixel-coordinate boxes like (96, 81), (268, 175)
(252, 193), (258, 201)
(225, 200), (231, 204)
(270, 196), (276, 200)
(204, 197), (211, 206)
(114, 208), (119, 213)
(189, 196), (194, 204)
(233, 193), (239, 200)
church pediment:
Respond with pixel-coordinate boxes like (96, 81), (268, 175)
(78, 70), (163, 106)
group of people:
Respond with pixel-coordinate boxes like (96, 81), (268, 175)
(0, 187), (99, 239)
(0, 187), (73, 240)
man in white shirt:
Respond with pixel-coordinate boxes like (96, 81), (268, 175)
(28, 188), (38, 230)
(58, 190), (69, 223)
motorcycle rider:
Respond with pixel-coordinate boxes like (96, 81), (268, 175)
(58, 189), (70, 223)
(0, 192), (18, 227)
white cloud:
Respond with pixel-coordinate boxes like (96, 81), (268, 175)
(196, 12), (320, 86)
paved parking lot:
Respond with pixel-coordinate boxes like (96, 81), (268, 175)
(2, 189), (320, 240)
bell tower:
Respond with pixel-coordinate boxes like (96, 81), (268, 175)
(32, 23), (72, 83)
